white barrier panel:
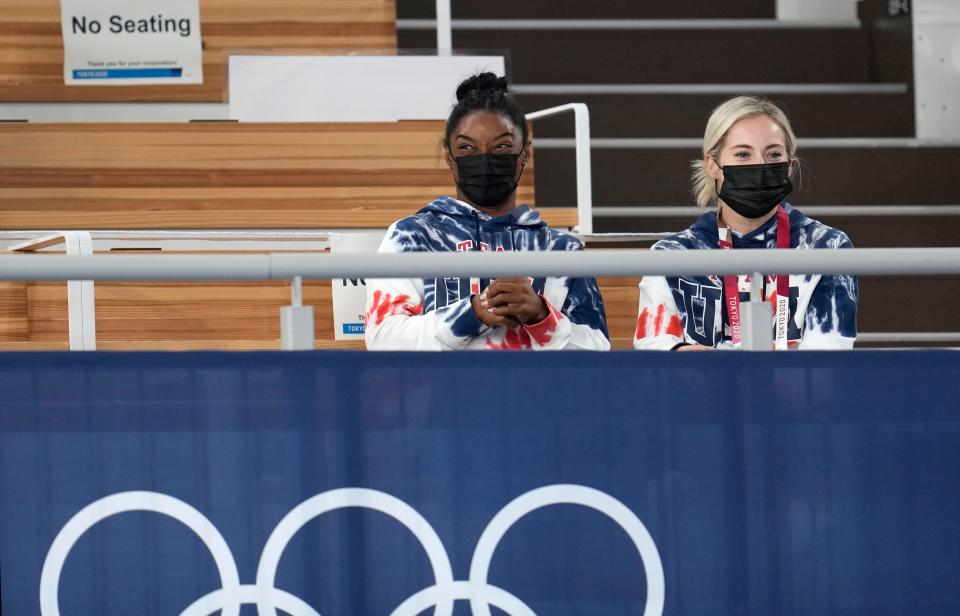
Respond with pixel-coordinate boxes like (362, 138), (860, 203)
(228, 55), (506, 122)
(914, 0), (960, 140)
(329, 232), (386, 340)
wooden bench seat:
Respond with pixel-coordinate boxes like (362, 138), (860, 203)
(0, 121), (572, 229)
(0, 119), (597, 351)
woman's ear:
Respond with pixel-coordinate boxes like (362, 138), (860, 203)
(443, 147), (454, 170)
(705, 154), (722, 180)
(521, 141), (532, 167)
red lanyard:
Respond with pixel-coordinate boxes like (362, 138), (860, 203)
(718, 205), (791, 349)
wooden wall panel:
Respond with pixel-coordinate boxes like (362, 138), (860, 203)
(0, 282), (27, 341)
(0, 117), (588, 352)
(0, 0), (397, 102)
(25, 280), (335, 346)
(0, 274), (639, 351)
(0, 121), (561, 230)
(598, 276), (639, 350)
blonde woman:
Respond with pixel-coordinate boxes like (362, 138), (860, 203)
(633, 96), (858, 350)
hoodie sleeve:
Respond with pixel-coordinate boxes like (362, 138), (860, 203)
(523, 269), (610, 351)
(632, 274), (686, 350)
(633, 241), (686, 350)
(364, 222), (489, 350)
(799, 232), (858, 350)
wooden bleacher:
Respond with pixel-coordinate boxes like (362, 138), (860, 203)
(0, 0), (639, 351)
(0, 0), (398, 102)
(0, 121), (643, 351)
(0, 122), (544, 229)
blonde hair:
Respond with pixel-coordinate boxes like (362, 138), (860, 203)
(691, 96), (799, 208)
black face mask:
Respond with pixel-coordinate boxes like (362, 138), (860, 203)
(454, 153), (521, 209)
(717, 162), (793, 219)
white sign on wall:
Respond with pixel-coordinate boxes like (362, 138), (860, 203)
(329, 232), (387, 341)
(228, 55), (507, 122)
(59, 0), (203, 85)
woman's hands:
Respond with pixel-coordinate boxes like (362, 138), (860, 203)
(471, 277), (548, 327)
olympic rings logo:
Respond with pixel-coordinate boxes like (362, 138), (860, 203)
(40, 484), (664, 616)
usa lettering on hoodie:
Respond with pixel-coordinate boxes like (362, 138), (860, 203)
(634, 203), (858, 350)
(365, 197), (610, 350)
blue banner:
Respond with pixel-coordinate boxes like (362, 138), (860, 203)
(0, 351), (958, 615)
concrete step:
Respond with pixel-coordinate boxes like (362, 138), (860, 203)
(398, 0), (775, 20)
(534, 142), (960, 208)
(591, 212), (960, 247)
(399, 24), (871, 83)
(519, 86), (914, 138)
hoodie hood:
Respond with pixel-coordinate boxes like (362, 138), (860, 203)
(418, 196), (547, 231)
(689, 202), (813, 249)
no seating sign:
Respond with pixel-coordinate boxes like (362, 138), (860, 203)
(59, 0), (203, 85)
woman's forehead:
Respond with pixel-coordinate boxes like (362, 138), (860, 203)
(453, 111), (519, 138)
(724, 115), (786, 147)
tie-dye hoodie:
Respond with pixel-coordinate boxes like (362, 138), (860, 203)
(365, 196), (609, 350)
(633, 203), (858, 350)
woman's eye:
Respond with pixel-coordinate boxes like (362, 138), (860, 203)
(457, 143), (473, 151)
(768, 151), (784, 160)
(734, 151), (750, 159)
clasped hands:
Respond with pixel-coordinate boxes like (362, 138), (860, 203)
(471, 277), (548, 328)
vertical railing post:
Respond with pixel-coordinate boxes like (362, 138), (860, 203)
(741, 272), (772, 351)
(436, 0), (452, 53)
(280, 275), (315, 350)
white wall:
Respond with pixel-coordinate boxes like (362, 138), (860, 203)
(914, 0), (960, 140)
(777, 0), (858, 23)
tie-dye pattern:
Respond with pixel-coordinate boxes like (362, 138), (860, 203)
(365, 196), (610, 350)
(633, 203), (858, 350)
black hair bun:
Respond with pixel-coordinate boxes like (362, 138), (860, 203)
(455, 72), (509, 102)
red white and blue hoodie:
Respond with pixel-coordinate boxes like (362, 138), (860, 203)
(634, 203), (858, 350)
(365, 197), (610, 350)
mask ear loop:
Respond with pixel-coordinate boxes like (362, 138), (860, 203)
(713, 159), (724, 215)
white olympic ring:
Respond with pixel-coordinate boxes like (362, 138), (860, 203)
(40, 484), (664, 616)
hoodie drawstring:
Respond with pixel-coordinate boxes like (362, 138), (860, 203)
(472, 210), (482, 252)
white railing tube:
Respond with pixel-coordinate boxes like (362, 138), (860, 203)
(1, 248), (959, 281)
(526, 103), (593, 234)
(436, 0), (452, 53)
(593, 205), (960, 218)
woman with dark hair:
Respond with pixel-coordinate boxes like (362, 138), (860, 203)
(364, 73), (609, 350)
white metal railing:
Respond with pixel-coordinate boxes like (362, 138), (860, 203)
(1, 230), (333, 350)
(594, 205), (960, 218)
(3, 248), (959, 351)
(399, 18), (862, 30)
(9, 232), (97, 350)
(3, 248), (958, 280)
(526, 104), (593, 234)
(435, 0), (452, 52)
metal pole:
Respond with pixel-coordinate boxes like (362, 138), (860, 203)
(280, 275), (315, 351)
(741, 272), (772, 351)
(527, 103), (594, 234)
(1, 248), (960, 281)
(435, 0), (452, 53)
